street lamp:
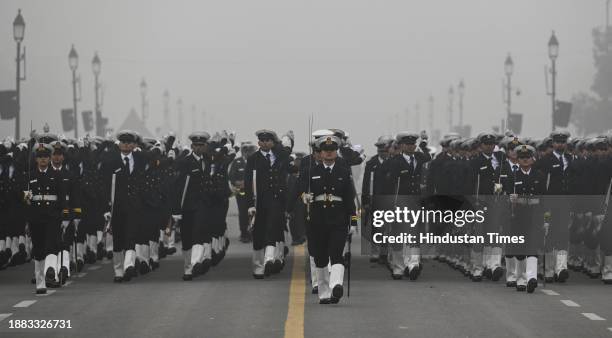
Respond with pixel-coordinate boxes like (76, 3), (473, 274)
(548, 31), (559, 131)
(68, 44), (80, 138)
(448, 86), (454, 132)
(140, 78), (147, 122)
(457, 80), (465, 128)
(504, 54), (514, 132)
(92, 52), (103, 136)
(13, 9), (26, 139)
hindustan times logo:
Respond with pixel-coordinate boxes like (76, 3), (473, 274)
(371, 207), (487, 228)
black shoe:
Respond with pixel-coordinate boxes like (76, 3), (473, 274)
(403, 267), (410, 277)
(491, 267), (503, 282)
(506, 281), (517, 287)
(123, 266), (135, 282)
(166, 247), (177, 255)
(312, 286), (319, 294)
(36, 288), (47, 295)
(201, 259), (212, 275)
(544, 277), (554, 283)
(85, 251), (96, 264)
(139, 261), (151, 275)
(471, 275), (483, 282)
(45, 268), (60, 288)
(391, 273), (403, 280)
(253, 274), (264, 279)
(319, 298), (332, 305)
(603, 279), (612, 285)
(192, 263), (202, 276)
(409, 267), (420, 281)
(159, 243), (167, 259)
(556, 269), (569, 283)
(332, 285), (343, 300)
(59, 267), (69, 285)
(106, 251), (113, 260)
(211, 252), (221, 266)
(97, 243), (105, 260)
(483, 268), (492, 279)
(527, 278), (538, 293)
(182, 274), (193, 281)
(150, 260), (159, 270)
(283, 246), (289, 257)
(589, 272), (601, 279)
(113, 276), (123, 283)
(516, 285), (526, 291)
(264, 261), (274, 276)
(225, 238), (230, 251)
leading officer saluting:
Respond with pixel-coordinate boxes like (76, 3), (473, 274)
(299, 136), (356, 304)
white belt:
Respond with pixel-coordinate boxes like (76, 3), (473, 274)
(314, 194), (343, 202)
(32, 195), (58, 201)
(516, 197), (539, 205)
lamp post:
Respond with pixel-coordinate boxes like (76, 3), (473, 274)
(457, 79), (465, 128)
(69, 44), (80, 138)
(548, 31), (559, 131)
(504, 54), (514, 132)
(92, 52), (102, 136)
(13, 9), (26, 140)
(448, 86), (454, 132)
(140, 78), (148, 123)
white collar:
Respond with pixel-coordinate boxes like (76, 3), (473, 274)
(121, 152), (134, 161)
(520, 168), (531, 175)
(191, 152), (202, 161)
(323, 162), (335, 171)
(38, 167), (48, 173)
(52, 164), (63, 171)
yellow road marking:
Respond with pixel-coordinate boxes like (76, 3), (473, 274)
(284, 244), (306, 338)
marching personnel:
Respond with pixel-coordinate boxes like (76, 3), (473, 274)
(229, 142), (257, 243)
(101, 130), (147, 283)
(384, 132), (431, 280)
(244, 129), (292, 278)
(362, 135), (393, 263)
(172, 132), (213, 281)
(469, 133), (506, 282)
(298, 136), (356, 304)
(507, 145), (547, 294)
(25, 142), (70, 293)
(536, 131), (572, 283)
(500, 137), (522, 287)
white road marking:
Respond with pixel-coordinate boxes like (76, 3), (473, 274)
(64, 281), (73, 286)
(75, 273), (87, 278)
(582, 313), (605, 321)
(36, 290), (56, 297)
(88, 265), (101, 271)
(607, 327), (612, 332)
(13, 300), (37, 308)
(0, 313), (13, 322)
(560, 300), (580, 307)
(541, 289), (559, 296)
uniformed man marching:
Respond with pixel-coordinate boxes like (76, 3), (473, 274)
(298, 136), (356, 304)
(25, 142), (70, 294)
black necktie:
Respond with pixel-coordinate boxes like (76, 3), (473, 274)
(512, 164), (518, 173)
(266, 154), (272, 166)
(124, 157), (130, 173)
(325, 167), (332, 175)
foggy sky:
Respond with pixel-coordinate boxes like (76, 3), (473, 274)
(0, 0), (605, 153)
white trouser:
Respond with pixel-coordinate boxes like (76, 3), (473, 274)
(191, 244), (204, 267)
(490, 247), (502, 269)
(150, 241), (159, 262)
(317, 267), (331, 300)
(329, 264), (345, 289)
(391, 247), (405, 275)
(0, 239), (5, 252)
(544, 251), (555, 278)
(483, 246), (492, 269)
(526, 257), (538, 281)
(470, 249), (483, 276)
(97, 231), (104, 244)
(516, 259), (527, 286)
(59, 250), (70, 277)
(105, 233), (114, 252)
(203, 243), (212, 260)
(44, 254), (58, 280)
(35, 260), (46, 290)
(505, 257), (517, 282)
(555, 250), (568, 274)
(88, 235), (98, 253)
(252, 249), (264, 275)
(183, 249), (193, 275)
(124, 249), (136, 269)
(602, 256), (612, 281)
(264, 245), (275, 264)
(310, 256), (318, 288)
(166, 230), (175, 249)
(403, 246), (421, 270)
(113, 251), (124, 277)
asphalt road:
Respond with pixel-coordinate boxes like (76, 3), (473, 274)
(1, 203), (612, 338)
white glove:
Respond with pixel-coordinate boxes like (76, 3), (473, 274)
(61, 220), (70, 232)
(134, 147), (142, 152)
(6, 152), (12, 158)
(23, 190), (33, 202)
(302, 193), (314, 205)
(172, 214), (182, 221)
(17, 143), (28, 151)
(543, 222), (550, 235)
(281, 135), (293, 148)
(494, 183), (503, 194)
(77, 138), (85, 148)
(349, 225), (357, 235)
(420, 130), (428, 140)
(509, 193), (518, 203)
(167, 149), (176, 159)
(73, 219), (81, 232)
(103, 212), (112, 222)
(248, 207), (256, 216)
(224, 143), (235, 155)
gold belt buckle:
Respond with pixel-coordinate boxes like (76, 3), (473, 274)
(324, 194), (333, 202)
